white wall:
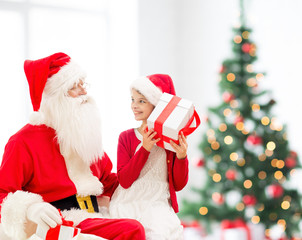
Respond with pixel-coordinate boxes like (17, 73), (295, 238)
(138, 0), (302, 199)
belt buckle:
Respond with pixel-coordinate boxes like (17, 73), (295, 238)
(76, 195), (95, 213)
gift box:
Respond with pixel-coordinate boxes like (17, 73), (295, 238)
(36, 211), (80, 240)
(221, 219), (251, 240)
(147, 92), (200, 152)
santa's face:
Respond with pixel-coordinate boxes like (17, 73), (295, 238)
(40, 82), (103, 164)
(67, 79), (87, 98)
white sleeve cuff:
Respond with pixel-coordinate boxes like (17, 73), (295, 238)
(1, 190), (43, 240)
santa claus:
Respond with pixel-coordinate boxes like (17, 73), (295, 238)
(0, 52), (145, 240)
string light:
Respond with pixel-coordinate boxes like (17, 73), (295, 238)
(274, 170), (283, 180)
(223, 108), (232, 116)
(213, 173), (222, 182)
(251, 216), (260, 224)
(258, 171), (267, 180)
(237, 158), (246, 166)
(276, 160), (285, 169)
(281, 201), (290, 210)
(213, 154), (221, 163)
(265, 149), (273, 157)
(246, 64), (253, 72)
(224, 136), (233, 145)
(211, 141), (220, 150)
(227, 73), (236, 82)
(207, 129), (215, 137)
(267, 141), (276, 151)
(261, 116), (270, 125)
(219, 123), (227, 132)
(204, 147), (212, 155)
(236, 122), (244, 131)
(208, 135), (216, 144)
(243, 180), (253, 189)
(258, 154), (266, 161)
(247, 78), (257, 87)
(277, 219), (286, 227)
(199, 207), (208, 215)
(236, 202), (245, 211)
(230, 152), (239, 161)
(258, 204), (265, 212)
(251, 103), (260, 112)
(234, 35), (242, 44)
(230, 100), (239, 108)
(269, 213), (277, 221)
(256, 73), (264, 81)
(249, 44), (256, 56)
(271, 159), (278, 167)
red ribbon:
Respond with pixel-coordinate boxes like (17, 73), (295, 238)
(154, 95), (181, 148)
(221, 219), (251, 240)
(154, 95), (201, 148)
(45, 209), (78, 239)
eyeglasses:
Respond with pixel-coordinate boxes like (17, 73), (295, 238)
(69, 82), (90, 92)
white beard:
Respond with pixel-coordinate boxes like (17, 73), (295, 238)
(40, 94), (104, 165)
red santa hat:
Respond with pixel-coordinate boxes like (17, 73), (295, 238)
(130, 74), (176, 106)
(24, 52), (86, 111)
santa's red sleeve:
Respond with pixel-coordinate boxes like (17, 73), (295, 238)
(94, 152), (119, 198)
(0, 139), (43, 240)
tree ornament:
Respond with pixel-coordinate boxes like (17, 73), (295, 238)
(242, 43), (251, 53)
(242, 194), (257, 206)
(266, 184), (284, 198)
(222, 92), (235, 103)
(225, 169), (237, 181)
(246, 134), (263, 145)
(219, 65), (226, 73)
(285, 157), (296, 169)
(212, 192), (225, 205)
(234, 116), (244, 125)
(289, 150), (298, 158)
(194, 158), (205, 167)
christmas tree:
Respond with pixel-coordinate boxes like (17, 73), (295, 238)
(180, 1), (302, 238)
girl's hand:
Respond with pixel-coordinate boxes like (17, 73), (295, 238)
(170, 132), (188, 159)
(141, 124), (160, 152)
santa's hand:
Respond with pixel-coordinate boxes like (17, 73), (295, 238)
(27, 202), (62, 231)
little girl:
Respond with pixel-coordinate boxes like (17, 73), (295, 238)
(109, 74), (189, 240)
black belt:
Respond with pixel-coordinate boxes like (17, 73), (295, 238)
(50, 195), (99, 213)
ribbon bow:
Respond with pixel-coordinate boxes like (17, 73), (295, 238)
(221, 218), (251, 240)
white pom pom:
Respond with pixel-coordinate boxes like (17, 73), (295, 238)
(29, 112), (45, 125)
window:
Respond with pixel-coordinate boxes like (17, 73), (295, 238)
(0, 0), (139, 169)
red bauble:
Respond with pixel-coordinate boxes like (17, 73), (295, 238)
(266, 184), (284, 198)
(246, 135), (263, 145)
(212, 192), (225, 205)
(242, 43), (251, 53)
(220, 65), (226, 73)
(225, 169), (237, 181)
(289, 150), (298, 158)
(222, 92), (235, 103)
(285, 157), (296, 168)
(234, 116), (244, 125)
(242, 195), (257, 206)
(195, 158), (205, 167)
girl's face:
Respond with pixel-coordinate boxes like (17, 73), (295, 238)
(131, 89), (154, 122)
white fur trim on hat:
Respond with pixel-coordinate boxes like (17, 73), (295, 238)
(130, 77), (163, 106)
(1, 191), (43, 240)
(44, 60), (87, 97)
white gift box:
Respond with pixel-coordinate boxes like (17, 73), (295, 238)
(222, 228), (249, 240)
(147, 93), (199, 152)
(36, 224), (80, 240)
